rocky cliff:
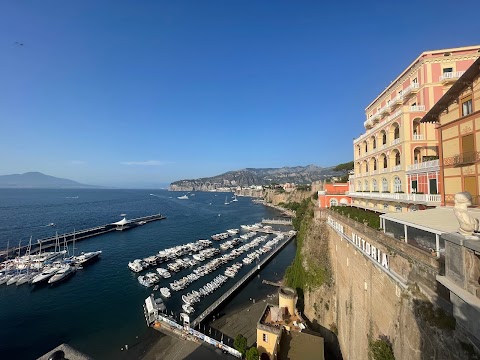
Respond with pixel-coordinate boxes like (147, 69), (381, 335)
(169, 165), (342, 191)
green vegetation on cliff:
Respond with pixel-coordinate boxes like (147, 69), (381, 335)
(330, 206), (380, 229)
(285, 199), (331, 292)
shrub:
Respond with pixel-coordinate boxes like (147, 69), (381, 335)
(234, 334), (247, 356)
(330, 206), (380, 229)
(369, 336), (395, 360)
(246, 347), (259, 360)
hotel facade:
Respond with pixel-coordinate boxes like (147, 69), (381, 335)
(349, 46), (480, 213)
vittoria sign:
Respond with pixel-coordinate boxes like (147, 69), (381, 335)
(327, 216), (389, 270)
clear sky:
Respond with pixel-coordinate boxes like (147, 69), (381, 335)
(1, 1), (479, 188)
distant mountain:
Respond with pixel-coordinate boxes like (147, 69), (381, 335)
(0, 172), (100, 189)
(170, 165), (343, 191)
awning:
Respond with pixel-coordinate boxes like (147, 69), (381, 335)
(112, 217), (129, 226)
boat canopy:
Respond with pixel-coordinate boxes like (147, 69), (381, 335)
(112, 217), (129, 226)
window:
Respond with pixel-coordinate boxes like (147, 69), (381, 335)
(395, 152), (401, 166)
(409, 205), (418, 212)
(366, 163), (369, 172)
(443, 67), (453, 74)
(411, 180), (418, 193)
(383, 156), (388, 168)
(364, 180), (369, 192)
(395, 205), (402, 212)
(412, 78), (418, 84)
(429, 179), (438, 195)
(372, 179), (378, 191)
(365, 143), (368, 153)
(394, 127), (400, 139)
(262, 333), (268, 343)
(382, 178), (388, 192)
(330, 199), (338, 207)
(387, 100), (391, 106)
(358, 147), (360, 156)
(461, 134), (475, 163)
(373, 138), (376, 149)
(357, 181), (361, 191)
(373, 158), (377, 170)
(462, 97), (473, 117)
(393, 176), (402, 193)
(382, 132), (387, 145)
(411, 102), (416, 107)
(383, 203), (389, 210)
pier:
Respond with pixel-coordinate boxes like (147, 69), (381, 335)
(191, 232), (295, 328)
(262, 279), (283, 287)
(0, 214), (166, 259)
(261, 218), (293, 225)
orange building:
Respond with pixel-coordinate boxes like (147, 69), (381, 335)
(421, 57), (480, 206)
(317, 183), (350, 208)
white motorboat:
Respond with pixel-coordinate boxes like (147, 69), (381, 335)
(160, 287), (171, 298)
(128, 260), (143, 272)
(177, 195), (188, 200)
(48, 266), (76, 284)
(182, 304), (194, 314)
(74, 251), (102, 265)
(31, 267), (59, 284)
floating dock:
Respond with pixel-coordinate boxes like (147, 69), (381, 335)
(0, 214), (166, 259)
(261, 218), (293, 225)
(191, 231), (295, 328)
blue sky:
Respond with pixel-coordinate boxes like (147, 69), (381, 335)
(1, 1), (479, 187)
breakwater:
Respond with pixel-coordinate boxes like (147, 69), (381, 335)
(0, 214), (166, 259)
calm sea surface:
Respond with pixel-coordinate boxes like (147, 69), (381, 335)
(0, 189), (295, 359)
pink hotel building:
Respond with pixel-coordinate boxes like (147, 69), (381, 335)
(349, 46), (480, 212)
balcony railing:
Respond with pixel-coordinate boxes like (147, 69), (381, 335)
(409, 105), (426, 112)
(412, 134), (425, 140)
(392, 164), (401, 171)
(348, 191), (441, 204)
(402, 83), (420, 100)
(380, 168), (388, 173)
(443, 151), (480, 166)
(389, 109), (402, 121)
(370, 170), (378, 175)
(407, 159), (440, 171)
(391, 138), (400, 146)
(380, 104), (390, 116)
(439, 71), (465, 83)
(379, 144), (387, 150)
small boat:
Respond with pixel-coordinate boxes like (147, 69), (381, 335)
(47, 223), (56, 227)
(224, 196), (229, 205)
(232, 194), (238, 202)
(177, 195), (188, 200)
(160, 287), (171, 298)
(182, 304), (194, 314)
(153, 285), (159, 291)
(48, 266), (76, 284)
(74, 251), (102, 265)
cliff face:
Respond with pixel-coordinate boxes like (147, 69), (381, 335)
(298, 213), (479, 360)
(264, 189), (313, 205)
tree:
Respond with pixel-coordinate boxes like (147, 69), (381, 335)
(246, 346), (260, 360)
(234, 334), (247, 357)
(333, 160), (354, 183)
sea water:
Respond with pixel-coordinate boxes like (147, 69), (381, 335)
(0, 189), (295, 359)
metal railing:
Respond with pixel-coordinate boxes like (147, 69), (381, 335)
(443, 151), (480, 166)
(407, 159), (439, 171)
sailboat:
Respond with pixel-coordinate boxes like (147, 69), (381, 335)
(224, 196), (229, 205)
(232, 194), (238, 202)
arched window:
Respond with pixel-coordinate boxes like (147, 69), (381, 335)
(393, 176), (402, 193)
(364, 180), (369, 191)
(372, 179), (378, 191)
(366, 163), (369, 172)
(394, 126), (400, 139)
(372, 137), (376, 149)
(383, 203), (389, 210)
(395, 152), (401, 166)
(395, 205), (402, 212)
(409, 205), (418, 212)
(365, 142), (368, 153)
(382, 178), (388, 192)
(383, 156), (388, 168)
(373, 158), (377, 170)
(382, 132), (387, 145)
(357, 181), (361, 191)
(329, 199), (338, 207)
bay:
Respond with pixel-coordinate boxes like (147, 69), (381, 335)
(0, 189), (295, 359)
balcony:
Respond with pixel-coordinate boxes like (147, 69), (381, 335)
(364, 118), (374, 129)
(439, 71), (465, 84)
(409, 105), (426, 112)
(407, 159), (440, 172)
(392, 164), (401, 172)
(380, 105), (390, 117)
(389, 109), (402, 121)
(443, 151), (480, 166)
(402, 83), (420, 101)
(391, 138), (400, 146)
(380, 168), (388, 173)
(379, 144), (387, 150)
(370, 170), (378, 176)
(348, 191), (441, 204)
(412, 134), (425, 141)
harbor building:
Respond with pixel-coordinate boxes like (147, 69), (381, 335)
(421, 56), (480, 206)
(349, 45), (480, 213)
(317, 182), (350, 208)
(256, 287), (324, 360)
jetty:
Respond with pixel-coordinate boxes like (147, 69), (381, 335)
(0, 214), (166, 259)
(262, 279), (283, 287)
(191, 231), (295, 328)
(261, 218), (293, 225)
